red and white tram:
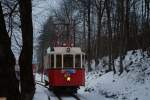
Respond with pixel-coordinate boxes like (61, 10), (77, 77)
(44, 46), (85, 93)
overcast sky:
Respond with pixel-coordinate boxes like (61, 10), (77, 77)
(32, 0), (62, 63)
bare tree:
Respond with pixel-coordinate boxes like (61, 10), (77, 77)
(19, 0), (35, 99)
(105, 0), (113, 71)
(0, 1), (20, 100)
(95, 0), (106, 59)
(87, 0), (92, 71)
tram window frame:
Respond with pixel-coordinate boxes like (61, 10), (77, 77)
(63, 54), (73, 68)
(56, 54), (62, 68)
(75, 55), (81, 68)
(50, 54), (54, 68)
(83, 54), (86, 68)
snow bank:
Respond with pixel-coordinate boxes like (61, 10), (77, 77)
(80, 50), (150, 100)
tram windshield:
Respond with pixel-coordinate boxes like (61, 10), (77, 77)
(75, 55), (81, 68)
(50, 54), (54, 68)
(63, 54), (73, 68)
(56, 55), (61, 68)
(50, 53), (84, 68)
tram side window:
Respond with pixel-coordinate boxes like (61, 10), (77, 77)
(50, 54), (54, 68)
(64, 54), (73, 68)
(75, 55), (81, 68)
(56, 55), (62, 68)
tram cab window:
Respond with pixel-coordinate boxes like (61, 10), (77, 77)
(56, 55), (62, 68)
(63, 54), (73, 68)
(75, 55), (81, 68)
(50, 54), (54, 68)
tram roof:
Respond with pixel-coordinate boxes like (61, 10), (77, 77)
(47, 47), (85, 54)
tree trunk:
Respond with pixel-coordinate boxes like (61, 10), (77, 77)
(0, 2), (20, 100)
(119, 0), (124, 75)
(87, 0), (92, 71)
(106, 0), (112, 71)
(124, 0), (130, 52)
(96, 11), (102, 59)
(19, 0), (35, 99)
(117, 0), (124, 75)
(95, 0), (106, 64)
(83, 5), (86, 51)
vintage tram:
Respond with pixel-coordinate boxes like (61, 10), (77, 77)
(44, 46), (85, 93)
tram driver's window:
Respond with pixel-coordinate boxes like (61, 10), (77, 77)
(50, 54), (54, 68)
(56, 55), (62, 68)
(75, 55), (81, 68)
(64, 54), (73, 68)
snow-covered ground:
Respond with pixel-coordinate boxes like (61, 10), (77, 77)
(33, 73), (107, 100)
(80, 50), (150, 100)
(33, 50), (150, 100)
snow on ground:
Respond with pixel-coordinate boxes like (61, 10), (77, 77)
(33, 73), (107, 100)
(80, 50), (150, 100)
(33, 84), (49, 100)
(33, 50), (150, 100)
(80, 71), (150, 100)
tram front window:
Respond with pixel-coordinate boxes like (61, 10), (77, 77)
(75, 55), (81, 68)
(56, 55), (61, 68)
(50, 54), (54, 68)
(64, 54), (73, 68)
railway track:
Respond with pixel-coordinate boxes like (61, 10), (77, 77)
(53, 92), (81, 100)
(35, 81), (81, 100)
(70, 94), (81, 100)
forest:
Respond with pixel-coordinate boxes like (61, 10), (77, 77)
(0, 0), (150, 100)
(38, 0), (150, 73)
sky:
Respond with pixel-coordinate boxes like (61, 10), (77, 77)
(32, 0), (62, 63)
(8, 0), (62, 61)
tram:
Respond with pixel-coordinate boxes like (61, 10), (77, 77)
(43, 46), (85, 93)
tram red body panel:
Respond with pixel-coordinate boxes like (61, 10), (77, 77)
(48, 68), (85, 86)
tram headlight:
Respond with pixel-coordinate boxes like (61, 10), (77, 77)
(66, 76), (71, 81)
